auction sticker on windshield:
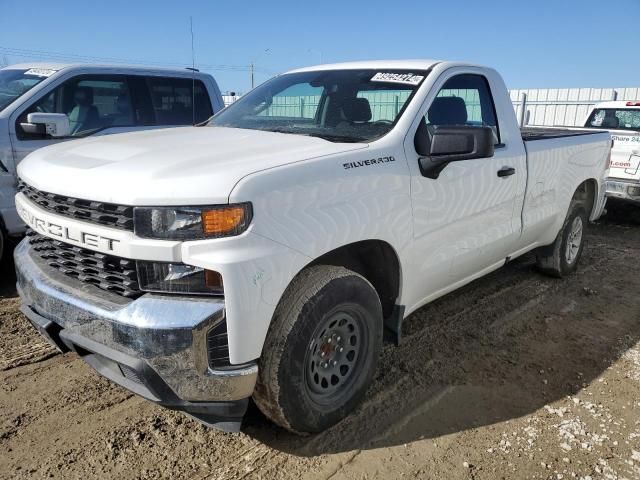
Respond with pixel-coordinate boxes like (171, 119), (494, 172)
(371, 72), (424, 85)
(23, 68), (57, 78)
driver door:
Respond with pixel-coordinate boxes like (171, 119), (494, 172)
(403, 71), (526, 304)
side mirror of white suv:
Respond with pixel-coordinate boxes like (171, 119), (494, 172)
(21, 113), (71, 138)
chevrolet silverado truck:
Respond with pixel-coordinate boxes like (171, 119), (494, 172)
(14, 60), (610, 433)
(583, 101), (640, 204)
(0, 63), (224, 262)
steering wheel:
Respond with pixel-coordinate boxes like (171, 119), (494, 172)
(372, 119), (393, 125)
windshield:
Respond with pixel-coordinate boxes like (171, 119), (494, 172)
(0, 68), (55, 113)
(209, 69), (429, 142)
(586, 108), (640, 132)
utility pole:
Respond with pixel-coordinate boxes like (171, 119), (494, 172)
(249, 48), (270, 90)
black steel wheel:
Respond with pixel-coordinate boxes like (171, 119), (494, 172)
(253, 265), (383, 434)
(537, 200), (588, 277)
(304, 306), (369, 405)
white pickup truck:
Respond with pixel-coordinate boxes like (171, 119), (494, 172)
(0, 63), (224, 262)
(14, 60), (610, 433)
(583, 101), (640, 203)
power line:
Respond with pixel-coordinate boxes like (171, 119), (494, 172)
(0, 46), (272, 74)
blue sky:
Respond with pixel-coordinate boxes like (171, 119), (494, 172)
(1, 0), (638, 93)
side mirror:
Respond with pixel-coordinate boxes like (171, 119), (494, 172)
(20, 113), (71, 138)
(415, 124), (495, 179)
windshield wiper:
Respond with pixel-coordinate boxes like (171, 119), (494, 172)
(258, 127), (298, 135)
(265, 128), (364, 143)
(243, 126), (365, 143)
(300, 132), (365, 143)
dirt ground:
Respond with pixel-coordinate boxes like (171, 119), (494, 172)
(1, 202), (640, 480)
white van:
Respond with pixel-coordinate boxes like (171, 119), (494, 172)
(584, 101), (640, 203)
(0, 63), (224, 260)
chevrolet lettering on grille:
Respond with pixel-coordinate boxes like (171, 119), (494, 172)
(17, 202), (120, 252)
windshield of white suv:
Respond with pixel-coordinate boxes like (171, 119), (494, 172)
(586, 108), (640, 132)
(0, 68), (55, 112)
(209, 69), (429, 142)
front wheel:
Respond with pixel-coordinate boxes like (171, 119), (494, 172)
(536, 201), (588, 277)
(0, 225), (5, 264)
(253, 265), (383, 434)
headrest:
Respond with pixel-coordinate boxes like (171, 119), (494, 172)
(74, 86), (94, 106)
(601, 116), (619, 128)
(428, 96), (468, 125)
(116, 94), (130, 111)
(342, 98), (372, 123)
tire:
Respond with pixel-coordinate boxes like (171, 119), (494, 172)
(0, 224), (5, 265)
(536, 200), (588, 278)
(253, 265), (383, 434)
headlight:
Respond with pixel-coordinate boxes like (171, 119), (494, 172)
(134, 203), (252, 240)
(137, 261), (223, 295)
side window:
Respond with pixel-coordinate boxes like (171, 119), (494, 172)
(587, 109), (640, 131)
(77, 78), (134, 130)
(145, 77), (213, 125)
(426, 74), (500, 144)
(17, 75), (133, 140)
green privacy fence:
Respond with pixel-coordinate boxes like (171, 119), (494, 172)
(249, 89), (482, 122)
(257, 90), (416, 121)
(259, 95), (321, 119)
(224, 88), (640, 127)
(225, 90), (481, 122)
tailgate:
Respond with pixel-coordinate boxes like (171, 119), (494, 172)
(609, 132), (640, 181)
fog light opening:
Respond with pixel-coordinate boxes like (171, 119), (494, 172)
(205, 270), (224, 291)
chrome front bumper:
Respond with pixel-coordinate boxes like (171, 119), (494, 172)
(606, 179), (640, 204)
(14, 239), (257, 428)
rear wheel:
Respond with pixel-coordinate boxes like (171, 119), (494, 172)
(536, 201), (588, 277)
(253, 265), (383, 433)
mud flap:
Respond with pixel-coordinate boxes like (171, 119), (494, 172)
(383, 305), (405, 346)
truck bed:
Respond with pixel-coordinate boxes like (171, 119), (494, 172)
(520, 127), (603, 141)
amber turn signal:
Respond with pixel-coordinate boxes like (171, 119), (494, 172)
(201, 204), (251, 236)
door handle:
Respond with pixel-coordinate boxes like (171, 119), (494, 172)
(497, 166), (516, 178)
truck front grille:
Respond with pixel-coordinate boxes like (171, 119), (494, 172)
(27, 230), (141, 298)
(18, 180), (134, 231)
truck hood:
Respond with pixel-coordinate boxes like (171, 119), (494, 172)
(17, 126), (367, 205)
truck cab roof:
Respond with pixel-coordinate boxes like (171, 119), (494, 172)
(288, 59), (443, 73)
(592, 100), (640, 109)
(3, 62), (212, 79)
(286, 59), (497, 75)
